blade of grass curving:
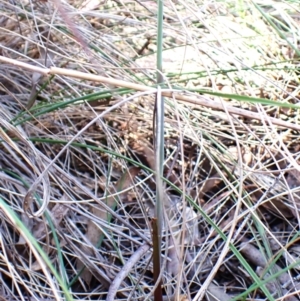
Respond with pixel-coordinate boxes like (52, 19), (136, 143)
(231, 253), (300, 301)
(253, 2), (300, 57)
(182, 88), (300, 109)
(11, 88), (130, 126)
(3, 169), (68, 286)
(3, 2), (300, 298)
(2, 54), (300, 111)
(167, 61), (298, 83)
(199, 135), (283, 296)
(26, 137), (276, 299)
(252, 218), (283, 291)
(0, 196), (73, 301)
(242, 231), (300, 301)
(185, 199), (274, 301)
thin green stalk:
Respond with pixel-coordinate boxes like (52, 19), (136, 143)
(156, 0), (164, 85)
(253, 2), (300, 57)
(153, 1), (165, 295)
(24, 138), (288, 299)
(12, 88), (130, 126)
(3, 169), (68, 287)
(0, 197), (73, 301)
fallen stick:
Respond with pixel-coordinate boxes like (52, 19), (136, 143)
(1, 55), (299, 131)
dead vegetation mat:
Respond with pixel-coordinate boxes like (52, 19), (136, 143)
(1, 1), (300, 301)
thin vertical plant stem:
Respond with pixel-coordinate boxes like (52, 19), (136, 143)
(156, 0), (164, 84)
(153, 1), (165, 297)
(152, 218), (163, 301)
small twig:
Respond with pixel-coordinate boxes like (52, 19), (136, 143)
(1, 55), (300, 131)
(106, 244), (150, 301)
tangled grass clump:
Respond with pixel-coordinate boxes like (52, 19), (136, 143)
(0, 1), (300, 300)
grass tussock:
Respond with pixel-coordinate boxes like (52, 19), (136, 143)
(0, 0), (300, 300)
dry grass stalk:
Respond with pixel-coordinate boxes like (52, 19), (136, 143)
(1, 55), (300, 130)
(1, 0), (300, 300)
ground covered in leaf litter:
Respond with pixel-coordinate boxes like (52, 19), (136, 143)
(0, 0), (300, 301)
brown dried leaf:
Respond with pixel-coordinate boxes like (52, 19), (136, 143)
(206, 283), (233, 301)
(167, 236), (181, 276)
(131, 141), (183, 190)
(50, 203), (70, 227)
(177, 296), (189, 301)
(183, 206), (200, 245)
(286, 169), (300, 190)
(18, 213), (34, 245)
(31, 198), (70, 271)
(115, 166), (141, 200)
(262, 199), (293, 219)
(227, 146), (252, 166)
(77, 166), (140, 284)
(131, 141), (156, 171)
(197, 175), (222, 201)
(17, 185), (34, 245)
(32, 199), (70, 240)
(240, 241), (300, 298)
(286, 169), (300, 218)
(31, 256), (54, 272)
(251, 188), (293, 219)
(31, 217), (48, 243)
(198, 202), (234, 244)
(202, 191), (231, 215)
